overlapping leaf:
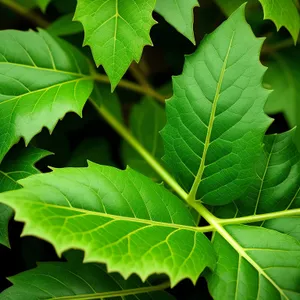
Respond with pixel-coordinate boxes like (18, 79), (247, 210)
(207, 225), (300, 299)
(161, 5), (271, 205)
(259, 0), (300, 43)
(74, 0), (156, 89)
(0, 146), (50, 247)
(122, 97), (166, 181)
(0, 29), (94, 162)
(0, 162), (216, 286)
(155, 0), (199, 44)
(0, 262), (174, 299)
(264, 50), (300, 149)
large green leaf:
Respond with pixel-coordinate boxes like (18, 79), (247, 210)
(0, 146), (50, 247)
(0, 262), (174, 299)
(122, 97), (166, 181)
(155, 0), (199, 44)
(74, 0), (156, 89)
(0, 29), (94, 162)
(161, 5), (271, 205)
(207, 225), (300, 299)
(258, 0), (300, 44)
(0, 162), (216, 286)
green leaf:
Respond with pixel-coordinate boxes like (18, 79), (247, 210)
(236, 130), (300, 216)
(264, 217), (300, 242)
(122, 97), (166, 181)
(0, 29), (94, 162)
(48, 14), (83, 36)
(73, 0), (156, 89)
(207, 225), (300, 299)
(35, 0), (51, 11)
(155, 0), (199, 44)
(161, 4), (271, 205)
(258, 0), (300, 44)
(0, 146), (50, 247)
(264, 50), (300, 149)
(0, 162), (216, 286)
(0, 262), (174, 300)
(68, 137), (115, 167)
(213, 0), (245, 16)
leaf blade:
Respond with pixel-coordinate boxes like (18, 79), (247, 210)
(0, 162), (216, 286)
(161, 4), (271, 205)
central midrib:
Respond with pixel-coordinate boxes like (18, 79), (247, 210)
(187, 32), (235, 202)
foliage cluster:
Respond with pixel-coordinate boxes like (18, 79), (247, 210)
(0, 0), (300, 299)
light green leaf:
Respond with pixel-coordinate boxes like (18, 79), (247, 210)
(0, 162), (216, 286)
(155, 0), (199, 44)
(0, 262), (174, 300)
(122, 97), (166, 181)
(0, 146), (50, 247)
(74, 0), (156, 89)
(207, 225), (300, 299)
(36, 0), (51, 11)
(161, 5), (271, 205)
(0, 29), (94, 162)
(48, 14), (83, 36)
(259, 0), (300, 44)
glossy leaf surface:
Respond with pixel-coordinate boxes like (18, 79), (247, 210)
(161, 5), (271, 205)
(0, 162), (216, 286)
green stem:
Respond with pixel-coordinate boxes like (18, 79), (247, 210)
(89, 99), (188, 200)
(92, 73), (166, 103)
(53, 281), (170, 300)
(0, 0), (49, 28)
(218, 208), (300, 225)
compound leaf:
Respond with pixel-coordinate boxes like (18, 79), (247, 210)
(74, 0), (156, 89)
(0, 262), (174, 300)
(0, 29), (94, 162)
(0, 146), (50, 247)
(161, 5), (271, 205)
(0, 162), (216, 286)
(207, 225), (300, 299)
(155, 0), (199, 44)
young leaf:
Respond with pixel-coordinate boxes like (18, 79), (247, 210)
(0, 162), (216, 286)
(207, 225), (300, 299)
(258, 0), (300, 44)
(0, 29), (94, 162)
(0, 146), (50, 247)
(161, 4), (271, 205)
(0, 262), (174, 299)
(74, 0), (156, 89)
(122, 97), (166, 181)
(155, 0), (199, 44)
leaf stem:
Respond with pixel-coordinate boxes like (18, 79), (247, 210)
(52, 281), (170, 299)
(218, 208), (300, 225)
(0, 0), (49, 28)
(89, 98), (188, 200)
(92, 73), (166, 103)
